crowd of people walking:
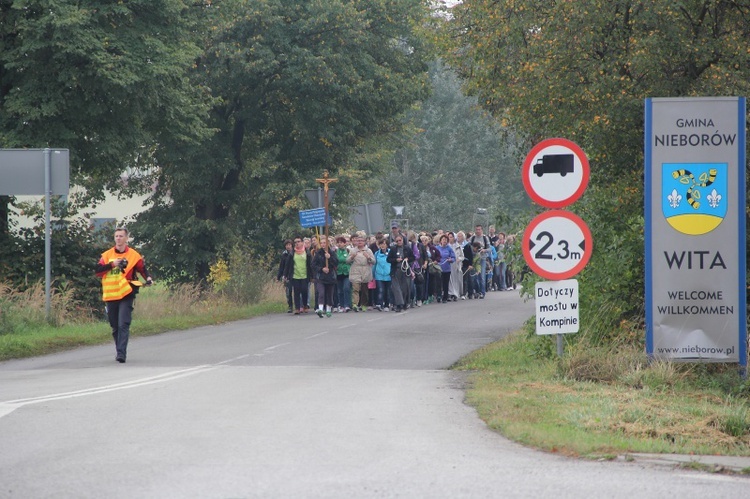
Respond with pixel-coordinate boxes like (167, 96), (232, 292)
(277, 222), (519, 317)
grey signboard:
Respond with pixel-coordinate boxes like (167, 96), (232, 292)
(0, 149), (70, 195)
(304, 188), (335, 209)
(645, 97), (746, 365)
(351, 202), (384, 234)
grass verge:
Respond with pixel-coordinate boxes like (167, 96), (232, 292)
(454, 329), (750, 459)
(0, 281), (286, 362)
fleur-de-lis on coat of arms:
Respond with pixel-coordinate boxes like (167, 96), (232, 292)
(667, 188), (681, 209)
(706, 188), (722, 208)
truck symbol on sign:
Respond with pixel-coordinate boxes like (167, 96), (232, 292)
(533, 154), (575, 177)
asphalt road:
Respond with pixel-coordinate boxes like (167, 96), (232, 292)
(1, 290), (748, 498)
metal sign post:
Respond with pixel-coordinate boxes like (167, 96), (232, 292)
(521, 139), (590, 356)
(0, 148), (70, 320)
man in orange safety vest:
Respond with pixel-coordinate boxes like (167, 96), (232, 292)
(95, 227), (153, 363)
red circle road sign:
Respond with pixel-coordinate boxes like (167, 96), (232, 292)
(522, 138), (589, 208)
(522, 210), (593, 280)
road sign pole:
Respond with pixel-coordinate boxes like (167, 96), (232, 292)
(364, 204), (372, 235)
(44, 148), (51, 320)
(523, 139), (591, 347)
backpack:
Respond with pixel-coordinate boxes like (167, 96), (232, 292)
(470, 234), (490, 249)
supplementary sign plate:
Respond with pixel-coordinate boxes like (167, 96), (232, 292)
(535, 279), (579, 335)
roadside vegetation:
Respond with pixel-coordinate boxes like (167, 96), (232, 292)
(0, 261), (285, 362)
(455, 319), (750, 459)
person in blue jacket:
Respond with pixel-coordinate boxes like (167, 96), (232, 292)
(436, 234), (456, 304)
(372, 239), (392, 311)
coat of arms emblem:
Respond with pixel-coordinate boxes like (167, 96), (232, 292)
(662, 163), (727, 235)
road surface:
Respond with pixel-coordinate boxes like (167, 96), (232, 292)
(1, 291), (748, 497)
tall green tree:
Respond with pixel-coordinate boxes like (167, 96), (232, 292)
(136, 0), (432, 281)
(443, 0), (750, 341)
(0, 0), (210, 199)
(379, 60), (529, 232)
(0, 0), (210, 304)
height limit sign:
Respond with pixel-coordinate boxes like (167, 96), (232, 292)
(522, 210), (592, 281)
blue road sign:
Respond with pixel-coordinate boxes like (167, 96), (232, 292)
(299, 208), (331, 228)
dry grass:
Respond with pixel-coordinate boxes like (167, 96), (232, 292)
(0, 281), (80, 331)
(136, 279), (285, 321)
(135, 282), (204, 320)
(0, 277), (287, 361)
(457, 331), (750, 457)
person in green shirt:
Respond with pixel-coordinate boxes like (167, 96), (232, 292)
(283, 236), (312, 314)
(335, 236), (352, 312)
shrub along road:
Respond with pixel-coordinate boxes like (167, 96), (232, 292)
(0, 291), (748, 497)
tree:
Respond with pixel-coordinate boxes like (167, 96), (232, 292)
(0, 0), (210, 199)
(378, 60), (529, 232)
(0, 0), (211, 305)
(443, 0), (750, 341)
(135, 0), (432, 282)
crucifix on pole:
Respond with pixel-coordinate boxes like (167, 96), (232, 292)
(315, 170), (338, 267)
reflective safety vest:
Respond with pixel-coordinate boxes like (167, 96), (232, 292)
(100, 247), (143, 302)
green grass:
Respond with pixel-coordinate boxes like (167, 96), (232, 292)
(454, 331), (750, 458)
(0, 301), (286, 362)
(0, 281), (287, 362)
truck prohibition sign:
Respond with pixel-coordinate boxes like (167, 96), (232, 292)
(522, 138), (589, 208)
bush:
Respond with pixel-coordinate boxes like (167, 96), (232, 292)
(1, 198), (110, 317)
(209, 245), (273, 305)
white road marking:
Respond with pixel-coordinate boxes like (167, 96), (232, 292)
(0, 364), (219, 419)
(0, 353), (256, 420)
(264, 343), (290, 351)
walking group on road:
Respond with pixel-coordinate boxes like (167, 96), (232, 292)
(277, 223), (521, 317)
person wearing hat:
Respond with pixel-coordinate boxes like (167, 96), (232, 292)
(386, 234), (415, 312)
(389, 221), (405, 247)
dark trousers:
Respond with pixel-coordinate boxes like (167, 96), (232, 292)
(462, 268), (472, 297)
(441, 271), (451, 302)
(336, 274), (351, 309)
(292, 278), (309, 311)
(375, 280), (392, 307)
(315, 281), (336, 308)
(284, 279), (293, 310)
(106, 294), (135, 360)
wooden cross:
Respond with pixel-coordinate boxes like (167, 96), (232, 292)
(315, 170), (337, 267)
